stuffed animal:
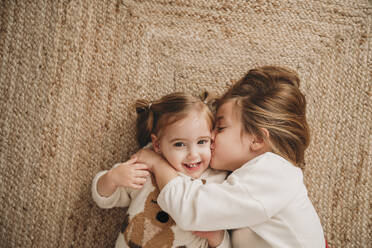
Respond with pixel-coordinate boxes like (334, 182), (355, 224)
(111, 168), (225, 248)
(119, 175), (189, 248)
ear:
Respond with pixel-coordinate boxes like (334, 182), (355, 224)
(150, 134), (161, 153)
(250, 128), (270, 152)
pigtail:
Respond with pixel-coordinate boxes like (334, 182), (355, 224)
(200, 90), (217, 112)
(135, 99), (154, 147)
(200, 91), (215, 104)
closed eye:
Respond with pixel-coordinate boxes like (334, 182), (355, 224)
(217, 127), (226, 132)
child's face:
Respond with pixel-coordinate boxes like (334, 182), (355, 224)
(210, 100), (255, 171)
(152, 110), (212, 179)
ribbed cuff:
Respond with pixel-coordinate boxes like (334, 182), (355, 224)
(91, 170), (121, 208)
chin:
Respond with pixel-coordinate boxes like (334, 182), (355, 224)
(210, 161), (218, 170)
(211, 161), (227, 171)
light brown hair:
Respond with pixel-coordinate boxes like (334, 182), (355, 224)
(135, 92), (214, 147)
(217, 66), (310, 167)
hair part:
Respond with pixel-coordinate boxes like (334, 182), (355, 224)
(135, 92), (215, 147)
(218, 66), (310, 167)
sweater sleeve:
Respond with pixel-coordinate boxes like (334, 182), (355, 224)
(157, 176), (267, 231)
(157, 153), (302, 231)
(91, 169), (131, 209)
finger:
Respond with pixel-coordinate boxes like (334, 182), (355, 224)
(135, 170), (150, 178)
(129, 183), (143, 190)
(133, 163), (148, 170)
(133, 177), (147, 185)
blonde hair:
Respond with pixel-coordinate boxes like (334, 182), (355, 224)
(217, 66), (310, 167)
(135, 92), (215, 147)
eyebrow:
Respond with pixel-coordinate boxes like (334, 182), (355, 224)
(169, 136), (211, 143)
(198, 136), (212, 140)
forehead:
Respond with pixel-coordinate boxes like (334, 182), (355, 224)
(161, 111), (211, 138)
(216, 99), (240, 122)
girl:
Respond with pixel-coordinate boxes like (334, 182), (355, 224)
(91, 92), (231, 248)
(134, 66), (327, 248)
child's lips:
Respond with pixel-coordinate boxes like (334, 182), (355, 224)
(183, 162), (202, 170)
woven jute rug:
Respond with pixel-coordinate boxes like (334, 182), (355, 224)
(0, 0), (371, 247)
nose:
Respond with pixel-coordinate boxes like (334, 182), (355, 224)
(187, 146), (199, 160)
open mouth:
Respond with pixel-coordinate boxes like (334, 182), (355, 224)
(183, 161), (202, 170)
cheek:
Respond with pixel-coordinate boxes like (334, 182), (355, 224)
(213, 133), (238, 159)
(203, 149), (212, 161)
(214, 134), (226, 150)
(197, 145), (211, 157)
(162, 148), (181, 162)
(169, 150), (183, 161)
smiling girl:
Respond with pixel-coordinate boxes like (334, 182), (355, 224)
(92, 92), (230, 248)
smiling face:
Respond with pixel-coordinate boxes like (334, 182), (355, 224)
(210, 100), (256, 171)
(152, 110), (212, 179)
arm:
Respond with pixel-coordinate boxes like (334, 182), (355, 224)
(136, 150), (301, 232)
(157, 176), (267, 231)
(157, 154), (302, 231)
(133, 149), (267, 230)
(92, 157), (150, 208)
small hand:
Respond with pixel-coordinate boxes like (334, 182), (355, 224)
(108, 157), (150, 190)
(192, 230), (225, 248)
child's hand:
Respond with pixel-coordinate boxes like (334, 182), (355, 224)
(108, 157), (150, 190)
(192, 230), (225, 248)
(132, 148), (163, 172)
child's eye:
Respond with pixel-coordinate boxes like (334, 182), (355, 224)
(217, 127), (226, 132)
(173, 142), (185, 147)
(198, 139), (210, 145)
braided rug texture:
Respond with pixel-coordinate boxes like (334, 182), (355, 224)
(0, 0), (371, 247)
